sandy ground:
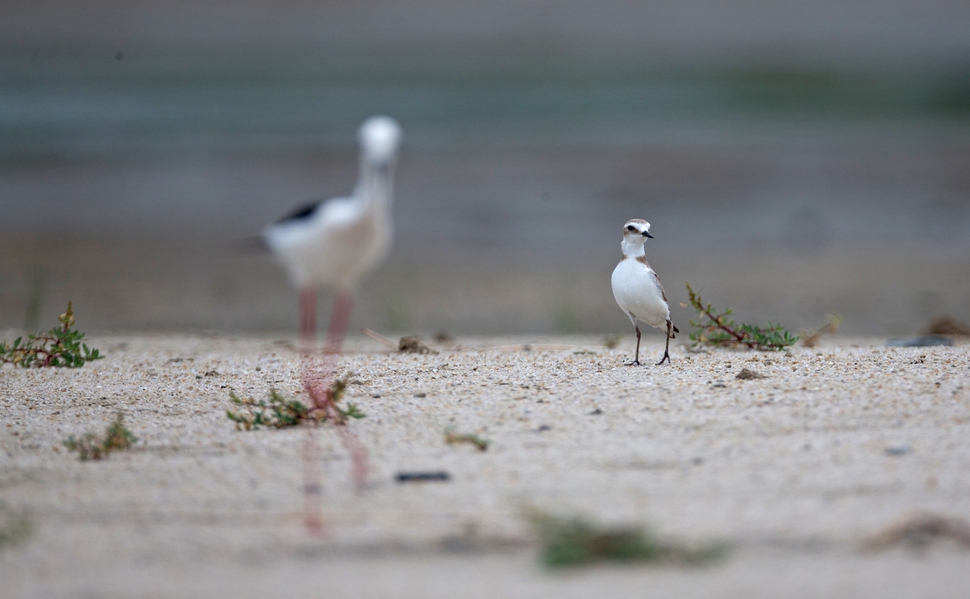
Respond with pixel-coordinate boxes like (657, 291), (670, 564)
(2, 333), (970, 598)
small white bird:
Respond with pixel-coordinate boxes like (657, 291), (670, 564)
(263, 115), (403, 355)
(611, 219), (679, 366)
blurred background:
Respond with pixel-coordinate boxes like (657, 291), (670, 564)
(1, 0), (968, 336)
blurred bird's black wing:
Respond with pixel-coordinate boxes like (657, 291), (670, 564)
(276, 199), (325, 224)
(238, 198), (326, 253)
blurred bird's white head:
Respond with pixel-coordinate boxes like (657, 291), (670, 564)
(359, 116), (403, 164)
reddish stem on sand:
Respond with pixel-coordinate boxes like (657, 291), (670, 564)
(2, 332), (68, 367)
(686, 282), (756, 349)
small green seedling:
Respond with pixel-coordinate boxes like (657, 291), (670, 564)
(529, 511), (727, 568)
(1, 301), (103, 368)
(603, 334), (623, 350)
(227, 377), (365, 431)
(0, 515), (32, 551)
(63, 412), (137, 461)
(444, 428), (489, 451)
(685, 282), (798, 351)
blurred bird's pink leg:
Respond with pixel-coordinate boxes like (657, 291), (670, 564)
(321, 291), (370, 492)
(299, 289), (370, 535)
(301, 427), (323, 535)
(301, 289), (354, 405)
(299, 287), (317, 353)
(299, 287), (319, 383)
(300, 287), (328, 403)
(323, 290), (355, 358)
(298, 287), (324, 535)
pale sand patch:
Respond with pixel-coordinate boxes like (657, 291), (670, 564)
(1, 334), (969, 598)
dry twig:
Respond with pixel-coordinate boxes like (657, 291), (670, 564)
(863, 512), (970, 552)
(921, 315), (970, 337)
(800, 314), (842, 348)
(398, 336), (437, 354)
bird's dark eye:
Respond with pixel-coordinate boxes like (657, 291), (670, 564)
(626, 225), (636, 232)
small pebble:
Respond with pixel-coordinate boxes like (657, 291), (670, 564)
(736, 368), (767, 380)
(886, 336), (952, 347)
(395, 471), (450, 483)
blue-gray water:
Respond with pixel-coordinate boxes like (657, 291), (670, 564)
(1, 2), (969, 334)
(4, 70), (968, 242)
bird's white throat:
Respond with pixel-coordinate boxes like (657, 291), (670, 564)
(355, 161), (395, 210)
(621, 236), (647, 259)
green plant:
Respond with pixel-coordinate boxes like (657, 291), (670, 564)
(529, 511), (727, 568)
(444, 428), (489, 451)
(551, 301), (582, 334)
(227, 377), (365, 431)
(0, 515), (32, 551)
(685, 282), (798, 351)
(603, 334), (623, 349)
(63, 412), (137, 461)
(1, 301), (103, 368)
(23, 265), (48, 330)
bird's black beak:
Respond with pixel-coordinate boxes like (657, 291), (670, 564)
(643, 231), (653, 238)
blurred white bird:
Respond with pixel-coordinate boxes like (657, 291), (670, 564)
(263, 117), (401, 526)
(611, 219), (679, 365)
(264, 115), (402, 360)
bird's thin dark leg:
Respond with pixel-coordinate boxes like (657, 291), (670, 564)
(627, 325), (641, 366)
(656, 320), (673, 366)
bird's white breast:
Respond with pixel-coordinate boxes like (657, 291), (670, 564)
(611, 259), (669, 328)
(264, 197), (391, 290)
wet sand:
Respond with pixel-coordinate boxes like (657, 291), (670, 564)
(2, 334), (969, 597)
